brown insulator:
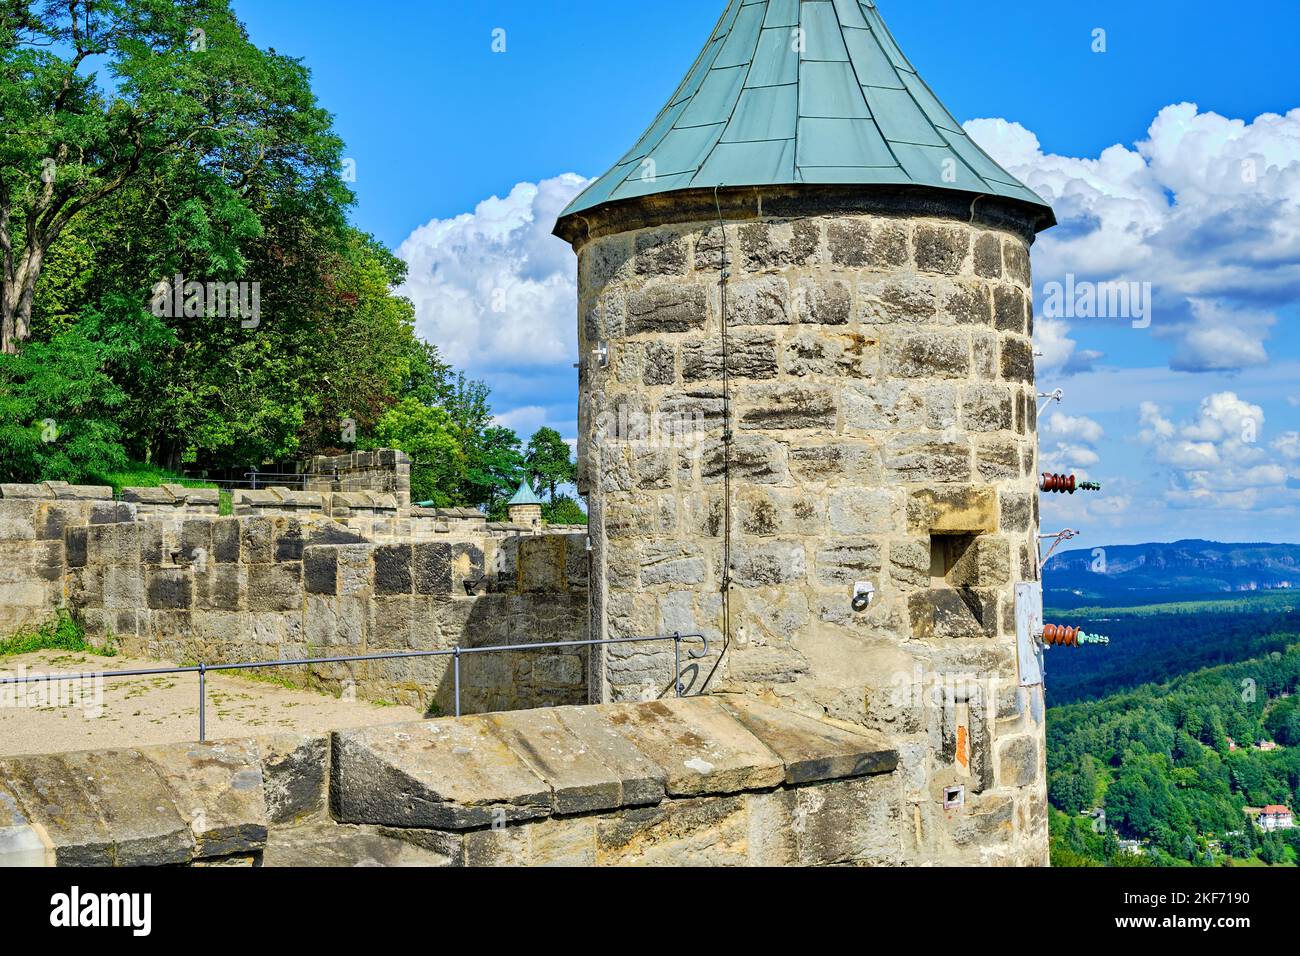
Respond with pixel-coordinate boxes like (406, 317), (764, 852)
(1040, 473), (1078, 494)
(1041, 624), (1081, 647)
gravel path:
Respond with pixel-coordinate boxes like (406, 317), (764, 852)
(0, 649), (422, 758)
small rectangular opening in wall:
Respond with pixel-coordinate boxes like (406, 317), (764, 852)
(944, 786), (965, 810)
(930, 533), (977, 584)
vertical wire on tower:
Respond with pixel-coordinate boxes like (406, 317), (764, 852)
(702, 185), (733, 691)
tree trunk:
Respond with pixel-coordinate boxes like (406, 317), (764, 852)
(1, 297), (13, 355)
(2, 249), (43, 355)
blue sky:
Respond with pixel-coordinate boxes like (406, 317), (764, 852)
(233, 0), (1300, 545)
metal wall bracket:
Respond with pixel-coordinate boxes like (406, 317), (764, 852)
(1015, 581), (1045, 687)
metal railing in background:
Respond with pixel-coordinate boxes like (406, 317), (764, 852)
(0, 633), (709, 743)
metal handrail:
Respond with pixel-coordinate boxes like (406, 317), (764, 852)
(0, 632), (709, 742)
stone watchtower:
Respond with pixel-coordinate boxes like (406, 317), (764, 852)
(506, 480), (545, 527)
(554, 0), (1055, 865)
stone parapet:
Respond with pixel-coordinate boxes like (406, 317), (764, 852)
(67, 515), (591, 714)
(122, 484), (221, 516)
(232, 487), (328, 515)
(0, 734), (325, 867)
(306, 449), (411, 511)
(0, 481), (113, 501)
(3, 697), (902, 867)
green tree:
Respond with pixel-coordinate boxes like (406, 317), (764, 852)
(1, 0), (348, 354)
(368, 399), (464, 508)
(525, 427), (576, 502)
(466, 426), (525, 516)
(542, 493), (587, 526)
(0, 325), (127, 481)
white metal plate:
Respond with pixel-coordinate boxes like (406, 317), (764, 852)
(1015, 581), (1044, 687)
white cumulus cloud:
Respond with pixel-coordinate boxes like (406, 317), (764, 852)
(1136, 392), (1296, 511)
(1046, 412), (1105, 445)
(969, 103), (1300, 375)
(395, 174), (590, 373)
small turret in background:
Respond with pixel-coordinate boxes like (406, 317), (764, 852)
(506, 480), (544, 528)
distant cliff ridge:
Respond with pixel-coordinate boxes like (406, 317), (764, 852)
(1044, 540), (1300, 606)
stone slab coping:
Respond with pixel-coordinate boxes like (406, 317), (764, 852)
(329, 491), (399, 510)
(307, 449), (410, 468)
(332, 695), (898, 831)
(0, 481), (113, 501)
(410, 507), (486, 522)
(486, 522), (536, 532)
(0, 734), (326, 867)
(121, 484), (220, 505)
(233, 487), (325, 508)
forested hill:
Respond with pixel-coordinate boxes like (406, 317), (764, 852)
(1042, 593), (1300, 705)
(1044, 541), (1300, 609)
(1048, 639), (1300, 867)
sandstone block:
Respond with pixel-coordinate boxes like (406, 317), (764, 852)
(781, 328), (872, 378)
(681, 330), (777, 382)
(373, 544), (413, 595)
(908, 588), (999, 639)
(792, 278), (851, 325)
(914, 222), (970, 274)
(826, 218), (907, 268)
(633, 228), (688, 276)
(140, 740), (267, 859)
(595, 795), (749, 866)
(731, 541), (806, 587)
(997, 734), (1040, 789)
(945, 281), (993, 325)
(729, 275), (791, 325)
(627, 283), (707, 334)
(247, 562), (302, 613)
(884, 437), (972, 481)
(1004, 239), (1032, 286)
(973, 232), (1003, 278)
(907, 487), (998, 533)
(815, 540), (883, 586)
(993, 285), (1027, 333)
(599, 697), (784, 797)
(1000, 336), (1034, 383)
(827, 488), (899, 535)
(859, 275), (939, 324)
(999, 491), (1035, 533)
(787, 442), (882, 483)
(738, 384), (836, 430)
(331, 718), (553, 830)
(701, 435), (790, 484)
(717, 696), (897, 785)
(485, 708), (650, 815)
(59, 749), (195, 865)
(0, 755), (114, 865)
(884, 330), (970, 379)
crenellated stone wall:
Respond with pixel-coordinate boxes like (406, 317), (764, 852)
(0, 483), (131, 635)
(566, 192), (1048, 866)
(0, 481), (592, 716)
(65, 516), (589, 714)
(304, 449), (412, 510)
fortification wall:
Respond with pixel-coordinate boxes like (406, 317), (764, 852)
(0, 484), (134, 635)
(66, 517), (589, 713)
(304, 449), (412, 510)
(0, 482), (590, 715)
(571, 202), (1048, 865)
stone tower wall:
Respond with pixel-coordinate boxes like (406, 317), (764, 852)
(574, 203), (1048, 864)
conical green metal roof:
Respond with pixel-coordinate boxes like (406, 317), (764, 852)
(558, 0), (1051, 223)
(507, 480), (544, 507)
